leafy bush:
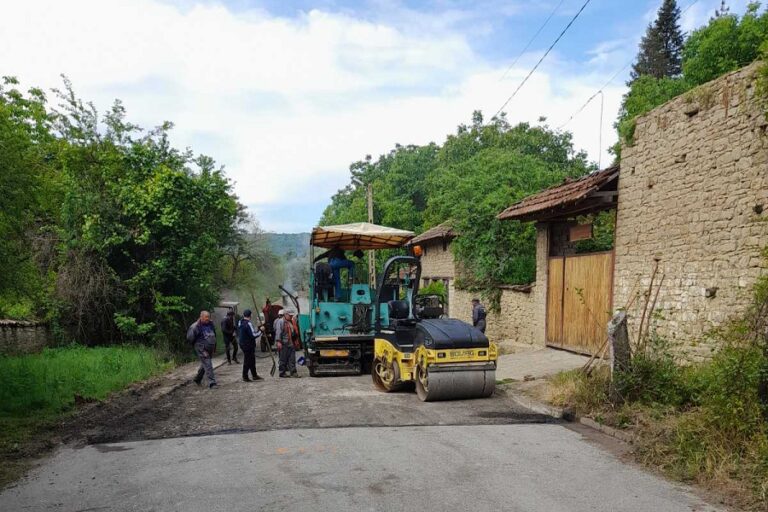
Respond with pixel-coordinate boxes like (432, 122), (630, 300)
(418, 280), (447, 302)
(613, 335), (705, 408)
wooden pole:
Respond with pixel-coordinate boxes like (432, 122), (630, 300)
(637, 260), (659, 354)
(367, 183), (376, 287)
(642, 272), (665, 343)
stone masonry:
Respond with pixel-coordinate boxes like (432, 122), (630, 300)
(615, 62), (768, 360)
(420, 226), (548, 347)
(0, 320), (50, 355)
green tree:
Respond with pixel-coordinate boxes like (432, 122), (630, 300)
(49, 80), (240, 347)
(0, 78), (60, 318)
(321, 112), (591, 288)
(630, 0), (685, 81)
(426, 114), (590, 286)
(683, 2), (768, 86)
(614, 3), (768, 156)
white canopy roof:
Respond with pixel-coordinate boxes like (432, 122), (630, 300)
(311, 222), (415, 250)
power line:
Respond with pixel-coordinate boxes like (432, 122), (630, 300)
(556, 0), (703, 130)
(492, 0), (593, 119)
(499, 0), (567, 81)
(557, 62), (629, 130)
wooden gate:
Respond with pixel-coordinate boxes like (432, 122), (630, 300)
(546, 252), (613, 355)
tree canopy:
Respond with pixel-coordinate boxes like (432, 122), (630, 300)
(321, 112), (592, 287)
(615, 2), (768, 152)
(0, 77), (257, 350)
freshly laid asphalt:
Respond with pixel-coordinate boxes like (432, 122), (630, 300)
(0, 353), (720, 512)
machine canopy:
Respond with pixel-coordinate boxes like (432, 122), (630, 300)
(311, 222), (415, 250)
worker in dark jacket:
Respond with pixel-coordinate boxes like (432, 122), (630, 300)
(187, 310), (218, 389)
(471, 299), (487, 334)
(220, 310), (239, 365)
(238, 309), (263, 382)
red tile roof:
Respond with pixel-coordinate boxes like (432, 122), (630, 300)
(497, 166), (619, 222)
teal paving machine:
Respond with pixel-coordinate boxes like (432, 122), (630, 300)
(305, 222), (415, 377)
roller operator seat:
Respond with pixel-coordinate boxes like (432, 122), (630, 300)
(387, 300), (417, 351)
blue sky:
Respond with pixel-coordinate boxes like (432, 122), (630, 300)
(2, 0), (752, 232)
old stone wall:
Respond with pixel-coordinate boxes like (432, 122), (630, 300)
(419, 240), (455, 279)
(616, 62), (768, 360)
(0, 320), (50, 355)
(436, 226), (548, 348)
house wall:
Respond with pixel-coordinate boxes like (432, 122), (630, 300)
(419, 240), (455, 279)
(421, 227), (548, 347)
(615, 62), (768, 360)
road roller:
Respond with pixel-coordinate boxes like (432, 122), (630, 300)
(372, 256), (497, 401)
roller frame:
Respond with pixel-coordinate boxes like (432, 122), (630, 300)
(372, 338), (497, 401)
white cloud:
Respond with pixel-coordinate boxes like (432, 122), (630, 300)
(1, 0), (627, 231)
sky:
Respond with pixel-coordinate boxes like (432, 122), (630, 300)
(1, 0), (752, 232)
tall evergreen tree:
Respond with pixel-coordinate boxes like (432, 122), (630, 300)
(630, 0), (685, 81)
(713, 0), (730, 19)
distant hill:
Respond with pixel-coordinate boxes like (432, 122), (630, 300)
(264, 232), (310, 259)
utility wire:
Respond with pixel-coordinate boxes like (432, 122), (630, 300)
(556, 0), (703, 130)
(492, 0), (593, 119)
(499, 0), (567, 81)
(557, 62), (629, 129)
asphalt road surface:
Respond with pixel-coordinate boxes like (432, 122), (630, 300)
(0, 354), (720, 512)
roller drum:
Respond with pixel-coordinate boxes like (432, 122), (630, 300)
(415, 367), (495, 402)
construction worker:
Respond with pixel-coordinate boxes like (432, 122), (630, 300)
(471, 298), (487, 334)
(262, 298), (274, 346)
(237, 309), (263, 382)
(186, 310), (218, 389)
(278, 309), (300, 378)
(273, 308), (284, 348)
(220, 310), (239, 365)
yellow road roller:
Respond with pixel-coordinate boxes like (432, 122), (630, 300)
(371, 256), (497, 401)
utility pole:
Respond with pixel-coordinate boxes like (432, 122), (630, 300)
(367, 183), (376, 287)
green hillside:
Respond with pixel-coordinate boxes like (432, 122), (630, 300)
(264, 232), (311, 258)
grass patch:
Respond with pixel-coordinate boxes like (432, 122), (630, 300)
(0, 345), (173, 418)
(0, 345), (173, 488)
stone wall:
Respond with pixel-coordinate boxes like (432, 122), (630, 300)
(616, 62), (768, 360)
(426, 226), (548, 347)
(0, 320), (50, 355)
(419, 240), (455, 279)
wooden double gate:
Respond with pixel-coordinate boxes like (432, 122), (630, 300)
(546, 251), (614, 355)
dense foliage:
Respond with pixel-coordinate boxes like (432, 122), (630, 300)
(616, 2), (768, 151)
(630, 0), (685, 81)
(321, 112), (592, 286)
(0, 78), (250, 349)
